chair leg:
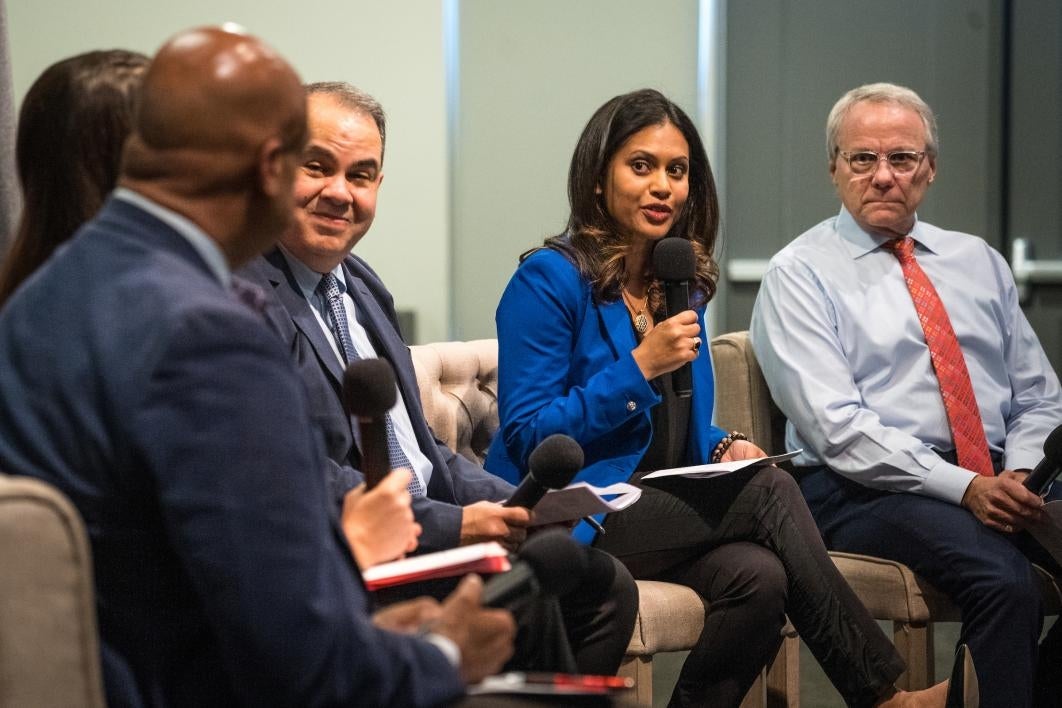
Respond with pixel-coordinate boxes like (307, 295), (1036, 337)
(765, 632), (801, 707)
(739, 671), (765, 708)
(618, 655), (653, 706)
(742, 625), (800, 708)
(893, 621), (933, 690)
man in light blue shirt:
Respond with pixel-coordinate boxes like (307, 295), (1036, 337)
(751, 83), (1062, 708)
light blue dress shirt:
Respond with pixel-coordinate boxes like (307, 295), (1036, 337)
(277, 247), (433, 491)
(750, 207), (1062, 505)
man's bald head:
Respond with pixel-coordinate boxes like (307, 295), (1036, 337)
(124, 27), (304, 187)
(121, 26), (307, 265)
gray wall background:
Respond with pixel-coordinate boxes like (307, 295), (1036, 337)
(0, 0), (17, 250)
(451, 0), (701, 341)
(4, 0), (453, 343)
(721, 0), (1005, 329)
(3, 1), (1059, 370)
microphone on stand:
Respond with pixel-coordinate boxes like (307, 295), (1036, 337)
(342, 358), (398, 489)
(652, 237), (696, 399)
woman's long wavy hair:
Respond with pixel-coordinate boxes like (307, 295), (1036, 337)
(535, 88), (720, 310)
(0, 49), (148, 308)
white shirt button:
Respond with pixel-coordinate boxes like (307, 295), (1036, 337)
(626, 400), (637, 412)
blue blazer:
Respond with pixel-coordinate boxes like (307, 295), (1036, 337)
(239, 249), (515, 555)
(0, 198), (463, 707)
(484, 247), (726, 543)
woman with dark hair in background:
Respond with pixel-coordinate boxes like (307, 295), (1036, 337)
(0, 49), (148, 307)
(485, 88), (972, 708)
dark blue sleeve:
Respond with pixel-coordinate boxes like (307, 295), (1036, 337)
(134, 305), (464, 707)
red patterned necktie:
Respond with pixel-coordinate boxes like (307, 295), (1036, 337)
(883, 237), (994, 476)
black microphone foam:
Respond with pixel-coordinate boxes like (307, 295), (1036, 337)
(527, 434), (584, 489)
(1023, 423), (1062, 495)
(504, 434), (584, 509)
(342, 358), (397, 417)
(482, 529), (588, 608)
(652, 237), (695, 398)
(653, 236), (696, 281)
(342, 359), (398, 489)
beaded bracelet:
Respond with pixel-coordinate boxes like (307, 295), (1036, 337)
(710, 431), (749, 463)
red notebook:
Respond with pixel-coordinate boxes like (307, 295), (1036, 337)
(362, 542), (511, 590)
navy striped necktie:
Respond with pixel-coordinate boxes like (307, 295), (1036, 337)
(317, 273), (425, 496)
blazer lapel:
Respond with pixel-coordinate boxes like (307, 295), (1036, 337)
(342, 264), (458, 501)
(264, 251), (345, 388)
(598, 298), (639, 361)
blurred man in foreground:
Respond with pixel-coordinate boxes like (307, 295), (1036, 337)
(0, 26), (512, 706)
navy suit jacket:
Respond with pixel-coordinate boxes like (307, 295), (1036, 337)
(238, 249), (514, 554)
(0, 198), (463, 707)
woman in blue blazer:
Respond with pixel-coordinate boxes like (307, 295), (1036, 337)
(485, 90), (965, 708)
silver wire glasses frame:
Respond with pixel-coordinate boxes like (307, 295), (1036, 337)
(839, 150), (926, 175)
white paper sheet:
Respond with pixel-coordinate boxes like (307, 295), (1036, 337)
(530, 482), (642, 526)
(639, 450), (802, 481)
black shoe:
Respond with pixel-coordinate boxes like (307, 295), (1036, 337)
(945, 644), (979, 708)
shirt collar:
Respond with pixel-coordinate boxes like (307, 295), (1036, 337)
(277, 244), (347, 301)
(113, 187), (231, 286)
(836, 206), (938, 259)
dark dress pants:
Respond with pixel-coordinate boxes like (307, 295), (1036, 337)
(800, 467), (1062, 708)
(505, 547), (640, 676)
(377, 546), (639, 676)
(594, 465), (904, 708)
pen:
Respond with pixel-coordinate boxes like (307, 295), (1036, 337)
(583, 516), (606, 535)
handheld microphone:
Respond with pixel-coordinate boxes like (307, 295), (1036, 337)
(652, 237), (696, 399)
(482, 529), (588, 608)
(342, 358), (397, 489)
(504, 434), (584, 510)
(1022, 424), (1062, 496)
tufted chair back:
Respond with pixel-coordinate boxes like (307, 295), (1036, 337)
(408, 339), (499, 464)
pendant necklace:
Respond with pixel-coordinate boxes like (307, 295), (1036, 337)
(621, 288), (650, 335)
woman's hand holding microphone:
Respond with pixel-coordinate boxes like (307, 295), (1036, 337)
(632, 310), (702, 381)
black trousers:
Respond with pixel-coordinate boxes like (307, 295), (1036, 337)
(594, 465), (904, 708)
(506, 547), (640, 676)
(801, 465), (1062, 708)
(377, 546), (639, 677)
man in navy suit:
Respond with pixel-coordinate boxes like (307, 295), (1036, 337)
(0, 28), (514, 707)
(238, 82), (639, 675)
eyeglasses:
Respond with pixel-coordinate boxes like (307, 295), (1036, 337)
(839, 150), (926, 175)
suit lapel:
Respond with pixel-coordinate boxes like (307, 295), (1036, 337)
(598, 298), (639, 361)
(264, 251), (345, 387)
(342, 263), (457, 501)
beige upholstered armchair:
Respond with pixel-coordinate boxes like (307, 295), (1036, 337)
(711, 330), (1062, 690)
(409, 337), (797, 707)
(0, 473), (106, 708)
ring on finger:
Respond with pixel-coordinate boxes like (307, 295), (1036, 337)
(691, 336), (702, 354)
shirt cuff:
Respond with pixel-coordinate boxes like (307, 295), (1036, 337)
(1003, 447), (1042, 472)
(921, 457), (978, 505)
(423, 632), (461, 669)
